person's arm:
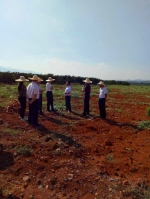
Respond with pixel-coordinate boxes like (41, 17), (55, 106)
(64, 88), (71, 94)
(82, 85), (85, 92)
(39, 87), (43, 94)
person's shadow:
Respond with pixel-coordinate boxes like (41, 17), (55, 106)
(0, 195), (20, 199)
(0, 151), (14, 170)
(36, 125), (82, 148)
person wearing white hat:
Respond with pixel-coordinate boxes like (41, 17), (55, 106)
(64, 80), (72, 113)
(46, 77), (55, 112)
(37, 78), (44, 115)
(27, 75), (40, 126)
(98, 81), (107, 119)
(82, 78), (92, 116)
(15, 76), (29, 120)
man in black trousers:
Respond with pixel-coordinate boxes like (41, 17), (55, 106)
(98, 81), (108, 119)
(82, 78), (92, 116)
(27, 75), (40, 126)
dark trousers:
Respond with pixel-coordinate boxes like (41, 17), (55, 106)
(38, 94), (43, 113)
(18, 96), (26, 118)
(65, 96), (71, 111)
(99, 98), (106, 119)
(28, 98), (39, 125)
(46, 91), (54, 111)
(83, 94), (90, 115)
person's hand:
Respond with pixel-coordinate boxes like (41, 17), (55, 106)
(29, 100), (33, 104)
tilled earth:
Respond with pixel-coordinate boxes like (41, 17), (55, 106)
(0, 88), (150, 199)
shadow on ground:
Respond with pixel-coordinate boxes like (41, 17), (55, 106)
(0, 151), (14, 170)
(36, 125), (82, 148)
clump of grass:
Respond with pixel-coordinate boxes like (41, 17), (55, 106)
(106, 153), (114, 162)
(2, 127), (22, 136)
(122, 182), (150, 199)
(138, 121), (150, 130)
(115, 108), (122, 113)
(71, 91), (80, 98)
(146, 107), (150, 116)
(15, 145), (32, 156)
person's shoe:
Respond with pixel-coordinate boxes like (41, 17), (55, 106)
(21, 117), (28, 121)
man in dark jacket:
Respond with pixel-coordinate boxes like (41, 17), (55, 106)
(82, 78), (92, 116)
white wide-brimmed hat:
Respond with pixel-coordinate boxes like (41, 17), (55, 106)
(83, 78), (92, 83)
(46, 77), (55, 82)
(15, 76), (29, 82)
(28, 75), (39, 81)
(97, 81), (105, 86)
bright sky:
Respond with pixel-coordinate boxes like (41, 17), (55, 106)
(0, 0), (150, 80)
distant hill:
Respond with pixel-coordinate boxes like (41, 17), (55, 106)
(127, 79), (150, 83)
(0, 66), (35, 74)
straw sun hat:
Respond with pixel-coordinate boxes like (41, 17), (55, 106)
(46, 77), (55, 82)
(15, 76), (29, 82)
(28, 75), (39, 81)
(97, 81), (105, 86)
(83, 78), (92, 83)
(38, 78), (43, 82)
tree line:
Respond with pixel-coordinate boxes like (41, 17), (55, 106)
(0, 71), (130, 85)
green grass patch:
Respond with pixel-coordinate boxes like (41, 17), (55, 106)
(1, 127), (23, 136)
(115, 108), (122, 113)
(138, 121), (150, 130)
(15, 145), (33, 156)
(106, 153), (114, 162)
(146, 107), (150, 116)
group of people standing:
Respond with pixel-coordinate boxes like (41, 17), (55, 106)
(15, 75), (108, 127)
(82, 78), (107, 119)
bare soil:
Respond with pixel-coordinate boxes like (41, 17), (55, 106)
(0, 88), (150, 199)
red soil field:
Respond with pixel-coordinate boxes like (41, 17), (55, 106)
(0, 87), (150, 199)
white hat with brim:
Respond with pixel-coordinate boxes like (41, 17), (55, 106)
(97, 81), (105, 85)
(28, 75), (39, 81)
(46, 77), (55, 82)
(15, 76), (29, 82)
(83, 78), (92, 84)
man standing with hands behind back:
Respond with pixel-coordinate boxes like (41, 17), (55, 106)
(27, 75), (40, 126)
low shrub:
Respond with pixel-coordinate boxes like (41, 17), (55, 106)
(146, 107), (150, 116)
(138, 120), (150, 130)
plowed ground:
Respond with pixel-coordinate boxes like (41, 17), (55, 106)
(0, 85), (150, 199)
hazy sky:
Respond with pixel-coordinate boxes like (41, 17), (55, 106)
(0, 0), (150, 80)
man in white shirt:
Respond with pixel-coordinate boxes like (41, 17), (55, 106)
(98, 81), (108, 119)
(64, 81), (72, 113)
(37, 78), (44, 115)
(46, 77), (55, 112)
(27, 75), (40, 126)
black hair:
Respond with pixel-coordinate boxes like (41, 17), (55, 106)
(18, 82), (23, 91)
(66, 80), (71, 85)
